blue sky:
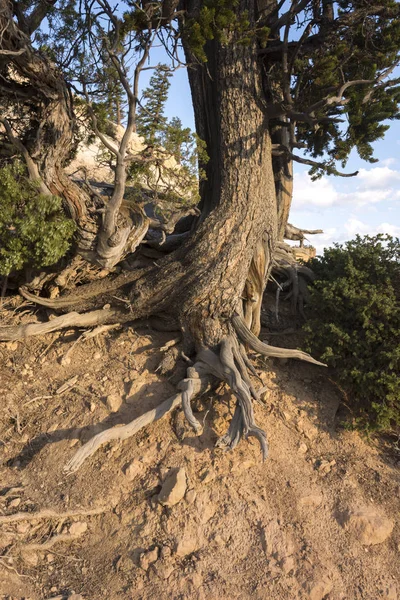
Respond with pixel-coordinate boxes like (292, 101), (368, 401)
(140, 46), (400, 255)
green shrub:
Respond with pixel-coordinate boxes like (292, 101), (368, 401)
(303, 234), (400, 433)
(0, 163), (76, 276)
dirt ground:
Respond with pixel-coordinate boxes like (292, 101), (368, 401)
(0, 295), (399, 600)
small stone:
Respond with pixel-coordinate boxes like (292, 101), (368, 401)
(89, 402), (96, 413)
(105, 393), (122, 413)
(158, 467), (187, 507)
(139, 547), (159, 571)
(306, 577), (333, 600)
(5, 341), (18, 351)
(122, 460), (142, 482)
(16, 521), (30, 534)
(318, 459), (336, 474)
(341, 507), (394, 545)
(298, 443), (308, 454)
(150, 561), (174, 580)
(21, 550), (39, 566)
(160, 545), (172, 560)
(8, 497), (21, 508)
(186, 489), (197, 504)
(175, 536), (199, 557)
(69, 521), (88, 536)
(298, 494), (323, 508)
(200, 468), (215, 484)
(46, 553), (55, 563)
(93, 351), (102, 360)
(69, 595), (84, 600)
(231, 459), (255, 473)
(383, 583), (398, 600)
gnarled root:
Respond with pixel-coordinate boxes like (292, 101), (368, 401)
(0, 308), (132, 341)
(65, 364), (213, 473)
(198, 337), (268, 460)
(232, 314), (326, 366)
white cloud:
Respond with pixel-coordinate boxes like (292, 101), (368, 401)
(293, 164), (400, 211)
(309, 219), (400, 255)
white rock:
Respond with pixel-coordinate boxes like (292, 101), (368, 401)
(175, 536), (200, 557)
(341, 506), (394, 545)
(298, 494), (323, 508)
(122, 460), (142, 481)
(69, 521), (88, 536)
(139, 547), (158, 570)
(158, 467), (187, 507)
(105, 393), (122, 413)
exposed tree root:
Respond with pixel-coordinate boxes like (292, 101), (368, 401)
(65, 393), (184, 473)
(198, 338), (268, 459)
(0, 506), (108, 525)
(0, 308), (131, 341)
(232, 314), (327, 366)
(19, 267), (146, 310)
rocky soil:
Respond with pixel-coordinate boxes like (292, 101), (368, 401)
(0, 296), (399, 600)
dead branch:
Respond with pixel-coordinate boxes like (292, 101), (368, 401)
(0, 308), (131, 341)
(0, 506), (108, 525)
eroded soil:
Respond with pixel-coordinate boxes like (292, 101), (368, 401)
(0, 297), (399, 600)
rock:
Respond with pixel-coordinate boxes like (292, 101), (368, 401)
(139, 547), (159, 570)
(175, 536), (200, 557)
(122, 459), (142, 482)
(279, 555), (295, 574)
(105, 393), (122, 413)
(69, 521), (88, 536)
(298, 442), (308, 454)
(186, 489), (197, 504)
(231, 459), (255, 473)
(5, 341), (18, 351)
(305, 577), (333, 600)
(8, 497), (21, 508)
(46, 553), (55, 563)
(200, 468), (215, 484)
(158, 467), (187, 507)
(160, 545), (172, 560)
(21, 550), (39, 566)
(383, 583), (398, 600)
(298, 494), (323, 508)
(69, 595), (84, 600)
(341, 507), (394, 545)
(150, 561), (174, 580)
(317, 459), (336, 474)
(93, 351), (102, 360)
(295, 418), (318, 441)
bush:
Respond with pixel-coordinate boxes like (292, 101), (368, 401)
(0, 164), (75, 276)
(303, 234), (400, 433)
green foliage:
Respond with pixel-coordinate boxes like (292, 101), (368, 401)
(131, 66), (209, 205)
(137, 65), (172, 145)
(0, 164), (75, 276)
(184, 0), (251, 62)
(304, 235), (400, 433)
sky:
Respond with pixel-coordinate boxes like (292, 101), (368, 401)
(142, 48), (400, 256)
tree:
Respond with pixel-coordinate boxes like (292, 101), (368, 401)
(1, 0), (399, 468)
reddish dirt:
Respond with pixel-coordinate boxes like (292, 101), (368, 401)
(0, 297), (399, 600)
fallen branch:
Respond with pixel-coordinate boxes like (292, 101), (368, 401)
(0, 506), (107, 525)
(22, 532), (83, 551)
(0, 308), (131, 341)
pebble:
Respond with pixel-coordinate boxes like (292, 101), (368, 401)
(105, 393), (122, 413)
(341, 506), (394, 545)
(186, 489), (197, 504)
(8, 497), (21, 508)
(122, 460), (142, 482)
(298, 442), (308, 454)
(69, 521), (88, 536)
(139, 547), (159, 570)
(158, 467), (187, 507)
(175, 536), (200, 557)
